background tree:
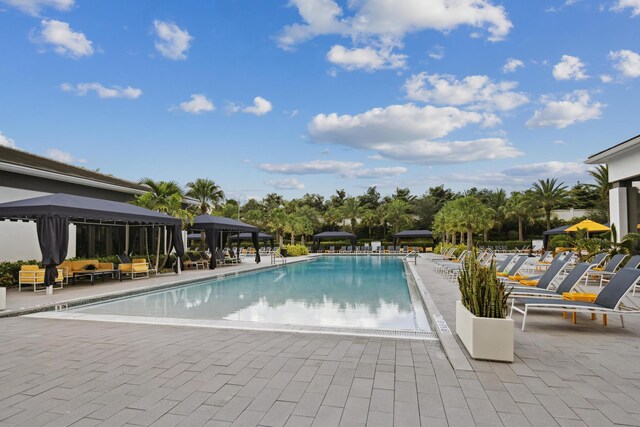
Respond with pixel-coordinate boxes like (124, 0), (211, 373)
(384, 199), (412, 234)
(445, 196), (494, 249)
(340, 197), (362, 232)
(505, 192), (535, 241)
(532, 178), (568, 230)
(360, 209), (379, 238)
(185, 178), (225, 215)
(267, 208), (287, 248)
(588, 165), (610, 216)
(133, 178), (190, 272)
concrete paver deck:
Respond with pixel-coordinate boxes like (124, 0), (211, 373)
(1, 254), (640, 426)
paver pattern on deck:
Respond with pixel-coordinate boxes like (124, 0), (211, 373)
(1, 255), (640, 426)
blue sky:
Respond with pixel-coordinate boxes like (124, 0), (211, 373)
(1, 0), (640, 201)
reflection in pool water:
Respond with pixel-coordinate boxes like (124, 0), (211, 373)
(74, 256), (430, 331)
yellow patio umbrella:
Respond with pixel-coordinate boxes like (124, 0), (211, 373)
(565, 219), (610, 238)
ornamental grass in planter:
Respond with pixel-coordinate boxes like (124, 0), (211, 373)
(456, 251), (514, 362)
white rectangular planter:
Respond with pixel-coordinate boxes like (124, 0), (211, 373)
(0, 287), (5, 311)
(456, 301), (514, 362)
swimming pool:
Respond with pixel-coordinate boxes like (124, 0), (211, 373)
(71, 256), (431, 333)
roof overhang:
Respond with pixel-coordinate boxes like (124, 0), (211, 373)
(586, 134), (640, 164)
(0, 161), (148, 196)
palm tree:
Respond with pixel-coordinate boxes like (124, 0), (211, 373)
(588, 165), (609, 215)
(531, 178), (568, 231)
(340, 197), (362, 232)
(267, 208), (287, 248)
(487, 189), (507, 234)
(133, 178), (190, 272)
(384, 199), (412, 234)
(447, 197), (494, 250)
(185, 178), (225, 215)
(360, 209), (379, 238)
(505, 192), (535, 241)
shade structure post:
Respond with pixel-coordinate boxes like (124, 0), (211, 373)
(252, 231), (261, 263)
(36, 215), (69, 289)
(236, 232), (240, 261)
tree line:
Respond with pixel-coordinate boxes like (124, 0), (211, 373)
(131, 165), (609, 249)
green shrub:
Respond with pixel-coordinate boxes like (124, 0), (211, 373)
(283, 244), (309, 257)
(0, 260), (39, 287)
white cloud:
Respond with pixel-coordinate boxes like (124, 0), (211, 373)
(260, 160), (407, 180)
(0, 131), (17, 149)
(310, 104), (484, 145)
(341, 167), (407, 179)
(404, 73), (528, 112)
(38, 19), (93, 58)
(526, 91), (603, 129)
(503, 161), (589, 177)
(45, 148), (86, 164)
(242, 97), (273, 116)
(609, 49), (640, 78)
(1, 0), (73, 15)
(308, 103), (521, 164)
(614, 0), (640, 16)
(60, 82), (142, 99)
(600, 74), (613, 83)
(503, 58), (524, 73)
(444, 161), (592, 188)
(259, 160), (363, 175)
(267, 178), (305, 190)
(327, 44), (406, 71)
(428, 45), (445, 60)
(153, 20), (192, 60)
(278, 0), (512, 50)
(553, 55), (588, 80)
(178, 94), (214, 114)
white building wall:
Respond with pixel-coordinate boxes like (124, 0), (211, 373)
(0, 186), (76, 262)
(608, 150), (640, 183)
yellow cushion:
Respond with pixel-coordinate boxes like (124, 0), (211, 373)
(509, 275), (527, 281)
(519, 279), (539, 286)
(592, 267), (603, 271)
(496, 272), (508, 277)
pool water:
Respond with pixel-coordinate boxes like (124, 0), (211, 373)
(73, 256), (431, 331)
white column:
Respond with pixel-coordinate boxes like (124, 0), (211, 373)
(610, 186), (629, 241)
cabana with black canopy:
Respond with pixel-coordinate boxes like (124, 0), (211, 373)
(312, 231), (356, 252)
(543, 225), (570, 249)
(0, 193), (184, 289)
(190, 215), (261, 269)
(230, 232), (274, 247)
(392, 229), (433, 247)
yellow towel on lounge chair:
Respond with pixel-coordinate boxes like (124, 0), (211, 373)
(496, 271), (508, 277)
(508, 274), (528, 281)
(519, 279), (539, 287)
(591, 267), (604, 271)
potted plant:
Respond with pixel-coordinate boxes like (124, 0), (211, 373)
(456, 251), (514, 362)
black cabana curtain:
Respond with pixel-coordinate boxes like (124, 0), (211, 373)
(205, 228), (219, 269)
(169, 225), (185, 271)
(252, 232), (261, 263)
(36, 215), (69, 287)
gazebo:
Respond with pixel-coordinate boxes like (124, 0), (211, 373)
(312, 231), (356, 252)
(542, 225), (570, 249)
(0, 193), (184, 288)
(190, 215), (261, 268)
(392, 229), (433, 247)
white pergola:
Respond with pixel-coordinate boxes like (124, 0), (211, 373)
(586, 134), (640, 240)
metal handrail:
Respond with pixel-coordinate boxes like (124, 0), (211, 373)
(271, 252), (287, 266)
(402, 250), (419, 265)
